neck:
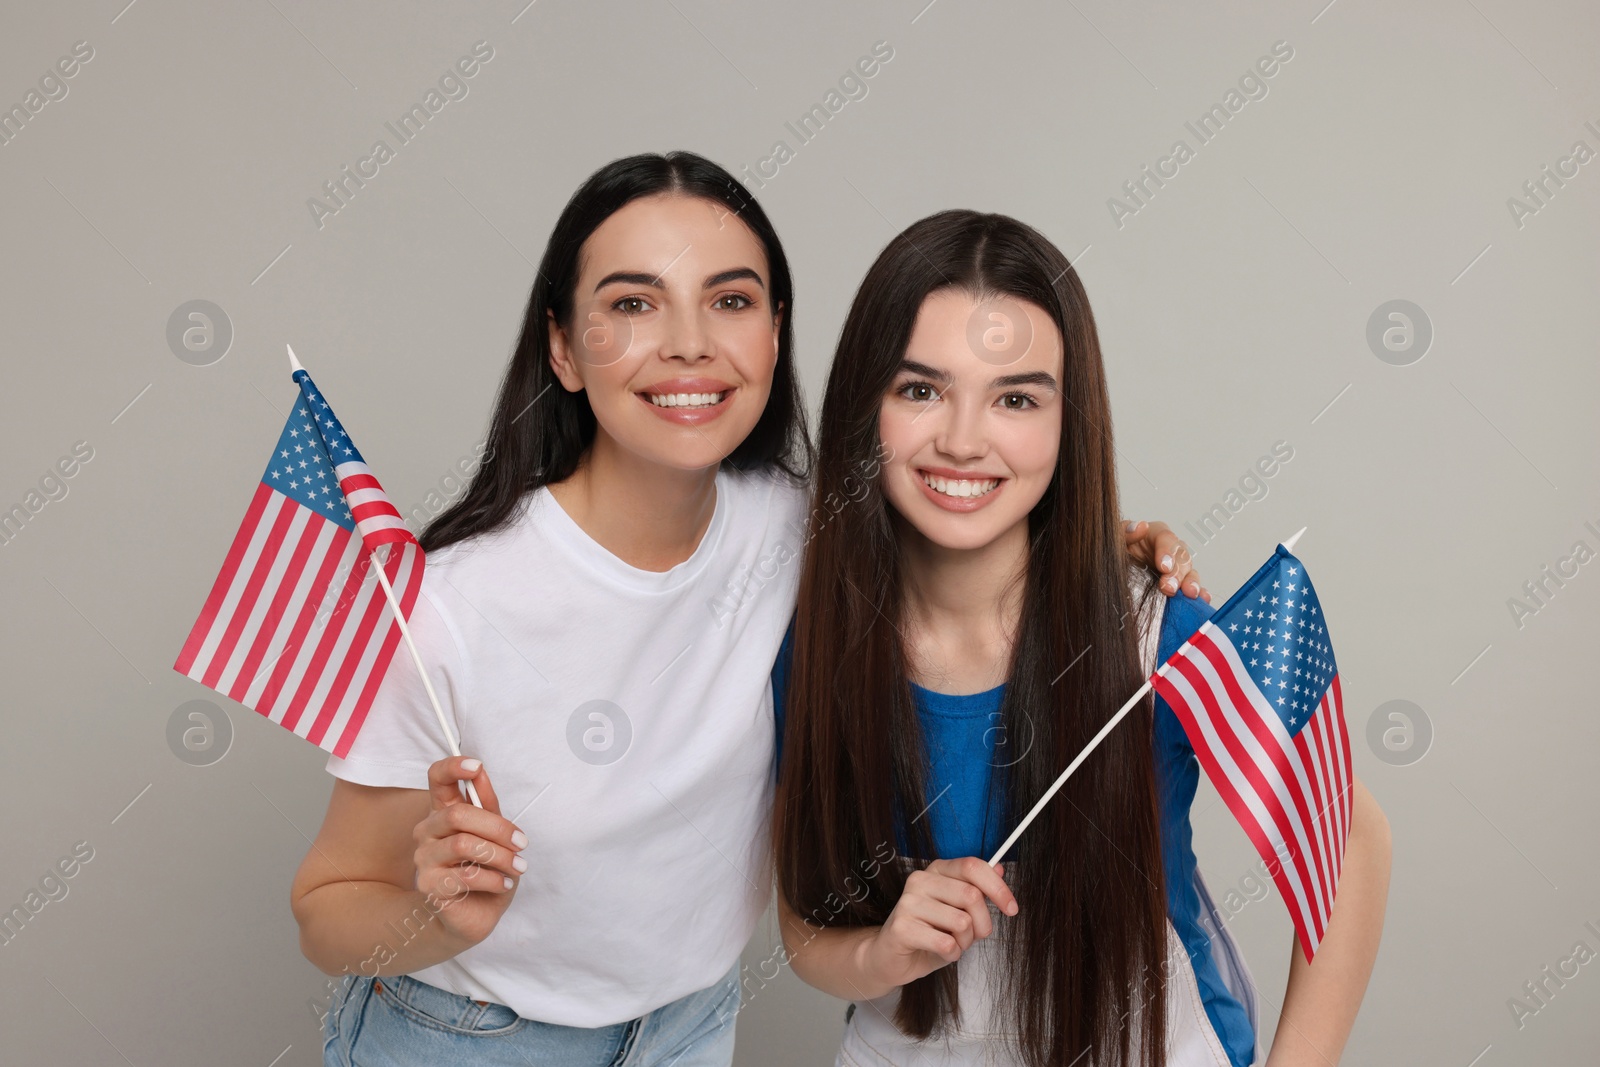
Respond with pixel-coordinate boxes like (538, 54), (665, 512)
(546, 430), (719, 572)
(898, 517), (1031, 691)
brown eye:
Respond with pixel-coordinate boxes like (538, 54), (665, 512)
(900, 382), (937, 402)
(715, 293), (753, 310)
(1000, 393), (1037, 410)
(614, 297), (649, 314)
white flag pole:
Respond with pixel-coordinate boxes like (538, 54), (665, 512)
(289, 345), (483, 810)
(986, 680), (1151, 867)
(987, 528), (1308, 867)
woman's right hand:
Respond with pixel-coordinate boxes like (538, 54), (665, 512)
(857, 857), (1019, 990)
(412, 755), (528, 948)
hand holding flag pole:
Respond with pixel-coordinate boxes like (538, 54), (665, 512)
(285, 347), (483, 810)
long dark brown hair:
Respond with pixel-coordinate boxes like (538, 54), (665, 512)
(774, 210), (1167, 1066)
(420, 151), (812, 554)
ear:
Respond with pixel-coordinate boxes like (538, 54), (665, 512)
(547, 309), (586, 393)
(771, 300), (785, 357)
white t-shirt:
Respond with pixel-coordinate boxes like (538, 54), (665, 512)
(325, 466), (809, 1027)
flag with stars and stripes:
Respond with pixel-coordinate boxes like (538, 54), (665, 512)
(1150, 543), (1350, 963)
(173, 368), (423, 758)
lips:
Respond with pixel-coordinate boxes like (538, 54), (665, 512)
(914, 467), (1006, 512)
(637, 378), (736, 425)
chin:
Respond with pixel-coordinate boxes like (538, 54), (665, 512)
(651, 430), (751, 471)
(897, 509), (1017, 552)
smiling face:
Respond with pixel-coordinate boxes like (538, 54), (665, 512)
(547, 193), (782, 472)
(878, 288), (1065, 552)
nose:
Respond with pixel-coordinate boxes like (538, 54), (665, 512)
(933, 393), (988, 462)
(660, 303), (711, 363)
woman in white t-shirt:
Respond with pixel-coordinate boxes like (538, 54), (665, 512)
(290, 152), (1207, 1067)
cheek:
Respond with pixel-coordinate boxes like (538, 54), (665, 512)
(994, 414), (1060, 499)
(875, 405), (930, 471)
(1014, 412), (1062, 477)
(578, 353), (649, 412)
(873, 408), (917, 501)
(722, 317), (782, 388)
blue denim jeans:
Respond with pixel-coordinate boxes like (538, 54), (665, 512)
(323, 961), (741, 1066)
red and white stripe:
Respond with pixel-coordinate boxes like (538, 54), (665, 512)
(173, 470), (423, 759)
(1152, 620), (1352, 962)
(338, 461), (411, 546)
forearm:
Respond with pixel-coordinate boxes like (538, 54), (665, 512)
(295, 879), (475, 977)
(777, 896), (894, 1001)
(1266, 778), (1392, 1066)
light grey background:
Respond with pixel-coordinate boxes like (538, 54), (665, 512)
(1, 0), (1597, 1063)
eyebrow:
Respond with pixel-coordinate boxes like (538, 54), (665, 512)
(592, 266), (765, 294)
(897, 360), (1058, 392)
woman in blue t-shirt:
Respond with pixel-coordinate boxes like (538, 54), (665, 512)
(771, 210), (1392, 1066)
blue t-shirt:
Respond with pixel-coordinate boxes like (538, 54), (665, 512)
(770, 593), (1256, 1067)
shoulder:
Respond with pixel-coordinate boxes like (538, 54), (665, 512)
(423, 490), (543, 572)
(1157, 591), (1215, 660)
(721, 465), (810, 521)
(409, 498), (545, 647)
(1127, 567), (1214, 674)
(399, 565), (470, 670)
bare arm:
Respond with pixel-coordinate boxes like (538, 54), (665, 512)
(290, 757), (526, 977)
(1265, 777), (1392, 1066)
(776, 888), (893, 1001)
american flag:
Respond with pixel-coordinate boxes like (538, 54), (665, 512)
(173, 368), (423, 758)
(1151, 544), (1351, 962)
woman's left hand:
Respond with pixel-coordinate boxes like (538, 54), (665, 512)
(1124, 520), (1209, 602)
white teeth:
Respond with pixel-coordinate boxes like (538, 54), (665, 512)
(921, 473), (1000, 499)
(648, 391), (726, 408)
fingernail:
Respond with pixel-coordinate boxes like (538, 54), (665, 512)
(1126, 520), (1139, 533)
(1162, 577), (1176, 592)
(512, 830), (528, 850)
(503, 875), (514, 890)
(460, 758), (481, 773)
(1007, 901), (1018, 916)
(1160, 554), (1173, 571)
(512, 856), (528, 873)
